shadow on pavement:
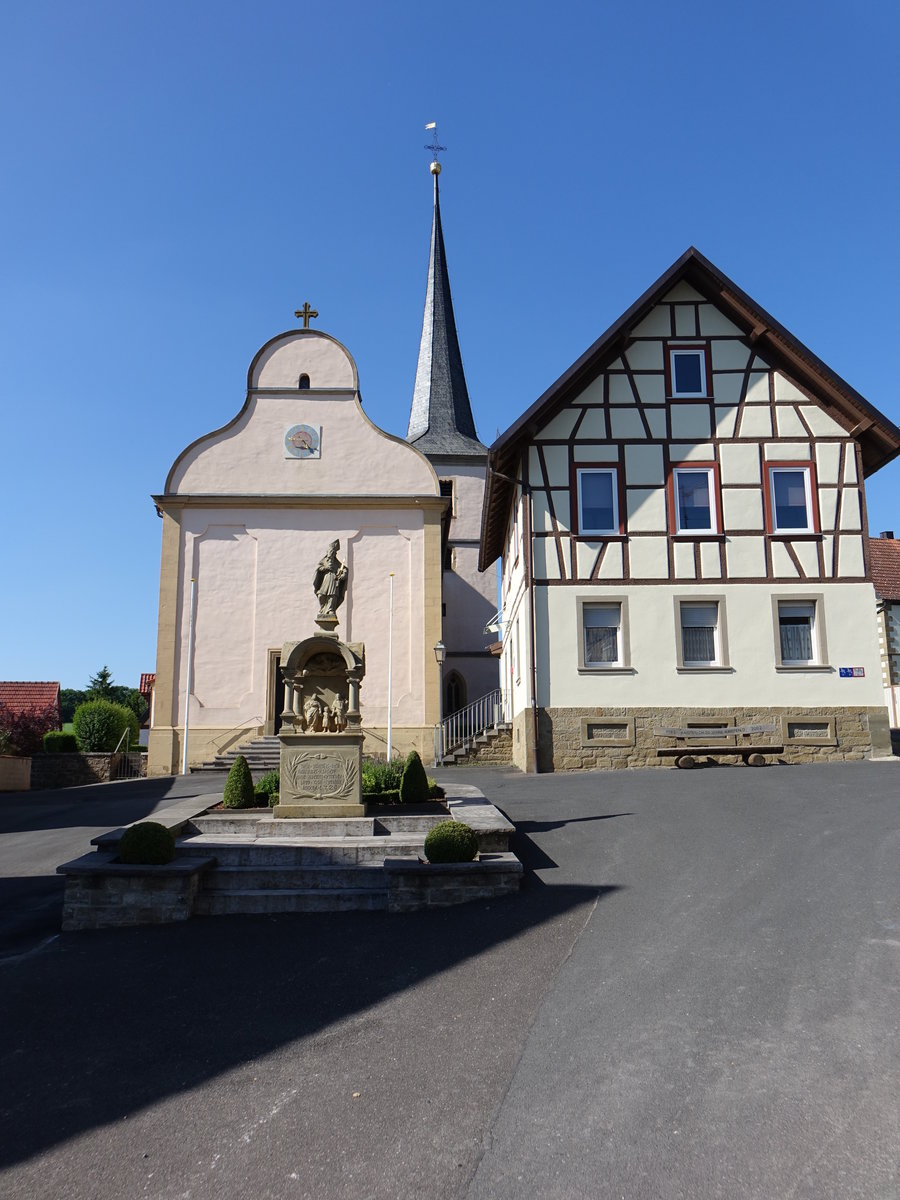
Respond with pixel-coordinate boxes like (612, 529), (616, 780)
(0, 882), (615, 1169)
(515, 812), (634, 834)
(0, 775), (227, 837)
(0, 877), (66, 959)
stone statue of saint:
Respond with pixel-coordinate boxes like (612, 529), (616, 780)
(313, 541), (348, 621)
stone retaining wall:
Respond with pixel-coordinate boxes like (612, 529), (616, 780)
(30, 753), (147, 790)
(536, 705), (893, 772)
(59, 856), (214, 930)
(384, 854), (523, 912)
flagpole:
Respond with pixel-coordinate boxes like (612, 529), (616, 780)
(387, 573), (394, 762)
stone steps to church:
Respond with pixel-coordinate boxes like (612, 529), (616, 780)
(194, 887), (389, 916)
(192, 737), (282, 775)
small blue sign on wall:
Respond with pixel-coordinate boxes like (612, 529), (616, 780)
(839, 667), (865, 678)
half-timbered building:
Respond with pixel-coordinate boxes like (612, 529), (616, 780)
(479, 248), (900, 771)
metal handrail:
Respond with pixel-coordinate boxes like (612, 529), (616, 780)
(212, 716), (264, 755)
(439, 689), (508, 759)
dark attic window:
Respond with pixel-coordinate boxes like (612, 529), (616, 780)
(298, 374), (310, 389)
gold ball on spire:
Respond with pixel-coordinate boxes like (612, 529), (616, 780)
(430, 160), (441, 175)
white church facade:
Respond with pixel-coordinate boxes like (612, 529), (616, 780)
(148, 162), (498, 775)
(480, 248), (900, 771)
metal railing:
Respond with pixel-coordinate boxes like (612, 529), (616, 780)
(112, 728), (144, 781)
(212, 716), (264, 756)
(437, 689), (508, 761)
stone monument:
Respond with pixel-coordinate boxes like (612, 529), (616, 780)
(275, 542), (367, 818)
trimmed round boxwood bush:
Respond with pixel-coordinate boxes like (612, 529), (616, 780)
(400, 749), (430, 804)
(423, 820), (478, 864)
(73, 700), (140, 753)
(223, 754), (256, 809)
(43, 730), (78, 754)
(118, 821), (175, 865)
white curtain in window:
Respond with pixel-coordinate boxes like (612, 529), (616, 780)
(584, 605), (619, 664)
(681, 603), (717, 662)
(779, 603), (814, 661)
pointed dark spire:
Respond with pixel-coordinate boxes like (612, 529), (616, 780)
(407, 166), (485, 457)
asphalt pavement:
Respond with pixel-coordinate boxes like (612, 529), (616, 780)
(0, 772), (228, 959)
(1, 761), (898, 1199)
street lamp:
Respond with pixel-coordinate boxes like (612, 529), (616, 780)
(433, 640), (446, 766)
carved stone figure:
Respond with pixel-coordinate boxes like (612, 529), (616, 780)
(313, 541), (348, 622)
(330, 693), (347, 732)
(303, 694), (323, 732)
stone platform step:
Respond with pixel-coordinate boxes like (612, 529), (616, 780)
(177, 835), (426, 866)
(201, 864), (389, 890)
(189, 813), (448, 838)
(190, 815), (376, 838)
(195, 887), (389, 915)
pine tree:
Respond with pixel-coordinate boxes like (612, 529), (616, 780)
(87, 665), (115, 699)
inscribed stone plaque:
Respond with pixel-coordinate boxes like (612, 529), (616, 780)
(278, 733), (364, 814)
(283, 748), (355, 801)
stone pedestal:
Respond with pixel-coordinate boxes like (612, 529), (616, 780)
(275, 733), (366, 819)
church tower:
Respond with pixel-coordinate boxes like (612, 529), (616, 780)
(407, 155), (499, 715)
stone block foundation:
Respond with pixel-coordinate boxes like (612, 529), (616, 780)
(536, 705), (893, 772)
(58, 855), (215, 930)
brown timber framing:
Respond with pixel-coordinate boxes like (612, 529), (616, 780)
(480, 247), (900, 574)
(536, 443), (567, 580)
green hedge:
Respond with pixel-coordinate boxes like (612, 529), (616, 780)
(361, 760), (404, 794)
(43, 731), (78, 754)
(73, 700), (140, 753)
(366, 789), (401, 805)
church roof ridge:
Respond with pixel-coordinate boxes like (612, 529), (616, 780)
(406, 165), (486, 457)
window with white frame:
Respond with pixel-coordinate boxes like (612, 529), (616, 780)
(679, 602), (719, 666)
(582, 603), (621, 666)
(673, 467), (717, 533)
(576, 468), (619, 535)
(777, 601), (816, 664)
(668, 345), (708, 397)
(767, 466), (816, 533)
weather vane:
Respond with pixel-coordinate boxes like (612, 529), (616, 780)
(424, 121), (446, 167)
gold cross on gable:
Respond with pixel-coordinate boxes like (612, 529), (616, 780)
(294, 302), (319, 329)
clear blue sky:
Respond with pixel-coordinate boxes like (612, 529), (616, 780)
(2, 1), (898, 690)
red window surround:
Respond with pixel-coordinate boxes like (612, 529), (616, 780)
(762, 461), (821, 536)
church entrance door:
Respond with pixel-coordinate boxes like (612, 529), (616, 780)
(266, 650), (284, 734)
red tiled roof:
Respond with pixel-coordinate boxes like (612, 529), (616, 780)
(139, 673), (156, 695)
(0, 682), (60, 715)
(870, 538), (900, 600)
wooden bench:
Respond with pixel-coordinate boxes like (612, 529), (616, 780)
(653, 723), (784, 768)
